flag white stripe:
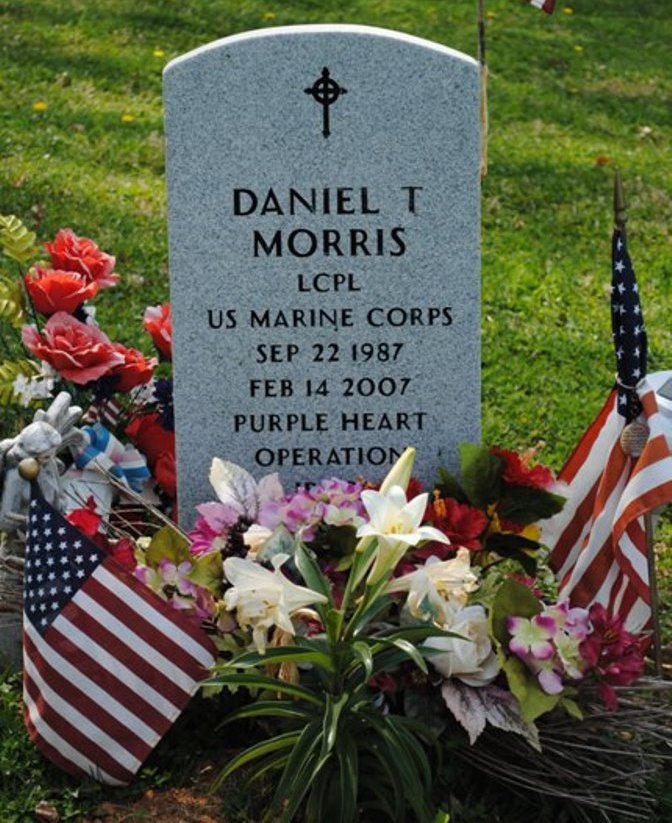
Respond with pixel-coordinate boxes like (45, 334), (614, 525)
(543, 402), (623, 543)
(23, 684), (123, 786)
(613, 455), (672, 524)
(626, 597), (649, 634)
(26, 617), (159, 747)
(55, 613), (180, 721)
(611, 575), (629, 617)
(555, 518), (591, 583)
(73, 588), (197, 695)
(589, 560), (620, 610)
(618, 525), (649, 586)
(24, 646), (142, 774)
(95, 565), (214, 668)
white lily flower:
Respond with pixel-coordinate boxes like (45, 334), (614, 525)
(242, 523), (274, 559)
(356, 485), (450, 584)
(387, 548), (479, 625)
(223, 553), (328, 653)
(379, 446), (416, 493)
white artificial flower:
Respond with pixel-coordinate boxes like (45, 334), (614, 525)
(209, 457), (283, 520)
(424, 605), (500, 687)
(12, 368), (56, 407)
(223, 553), (327, 653)
(356, 485), (450, 584)
(387, 548), (479, 625)
(242, 523), (274, 558)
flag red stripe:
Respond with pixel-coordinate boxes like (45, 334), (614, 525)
(558, 391), (617, 484)
(103, 558), (215, 652)
(24, 704), (91, 781)
(83, 574), (211, 683)
(24, 631), (152, 764)
(23, 668), (135, 783)
(548, 475), (599, 574)
(45, 621), (170, 736)
(62, 598), (190, 711)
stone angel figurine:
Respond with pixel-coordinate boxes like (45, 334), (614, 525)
(0, 391), (85, 536)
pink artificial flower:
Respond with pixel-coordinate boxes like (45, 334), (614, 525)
(143, 303), (172, 360)
(189, 500), (240, 557)
(580, 603), (645, 710)
(507, 613), (557, 661)
(22, 312), (123, 384)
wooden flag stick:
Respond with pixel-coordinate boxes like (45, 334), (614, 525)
(478, 0), (488, 178)
(614, 171), (663, 676)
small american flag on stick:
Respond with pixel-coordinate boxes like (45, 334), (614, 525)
(546, 227), (672, 634)
(23, 490), (215, 785)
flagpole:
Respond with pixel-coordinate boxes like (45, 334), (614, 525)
(477, 0), (488, 178)
(614, 171), (663, 676)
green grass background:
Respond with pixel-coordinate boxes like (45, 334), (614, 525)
(1, 0), (671, 819)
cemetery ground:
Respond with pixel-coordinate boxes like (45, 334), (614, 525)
(1, 0), (672, 820)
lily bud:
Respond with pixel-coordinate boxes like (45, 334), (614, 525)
(379, 446), (416, 494)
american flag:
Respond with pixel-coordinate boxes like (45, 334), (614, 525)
(546, 229), (672, 633)
(529, 0), (556, 13)
(23, 491), (215, 785)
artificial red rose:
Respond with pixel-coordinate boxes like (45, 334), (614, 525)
(108, 537), (136, 569)
(45, 227), (119, 289)
(125, 412), (176, 498)
(21, 311), (123, 384)
(492, 448), (555, 490)
(107, 343), (156, 393)
(143, 303), (172, 360)
(66, 496), (102, 537)
(24, 266), (99, 315)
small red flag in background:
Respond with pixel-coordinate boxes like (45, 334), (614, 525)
(530, 0), (556, 13)
(23, 491), (215, 785)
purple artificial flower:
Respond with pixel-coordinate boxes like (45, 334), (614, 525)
(507, 613), (557, 661)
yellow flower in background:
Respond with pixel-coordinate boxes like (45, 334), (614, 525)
(263, 11), (276, 20)
(486, 10), (497, 19)
(120, 113), (135, 124)
(32, 100), (48, 112)
(574, 44), (584, 53)
(563, 6), (574, 14)
(153, 48), (166, 58)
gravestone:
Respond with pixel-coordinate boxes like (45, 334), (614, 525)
(164, 25), (481, 528)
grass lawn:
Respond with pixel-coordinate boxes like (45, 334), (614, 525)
(1, 0), (671, 819)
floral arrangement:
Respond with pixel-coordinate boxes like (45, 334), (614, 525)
(130, 445), (659, 821)
(2, 215), (669, 821)
(0, 214), (176, 514)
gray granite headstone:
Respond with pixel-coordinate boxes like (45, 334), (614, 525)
(164, 25), (481, 528)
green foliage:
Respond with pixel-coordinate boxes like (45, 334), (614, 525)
(0, 358), (39, 405)
(0, 214), (38, 263)
(144, 524), (191, 567)
(0, 279), (26, 328)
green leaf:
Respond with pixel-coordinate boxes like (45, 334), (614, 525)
(490, 577), (542, 646)
(0, 358), (39, 405)
(379, 638), (428, 674)
(269, 719), (323, 822)
(0, 280), (25, 328)
(560, 696), (583, 720)
(145, 524), (191, 568)
(436, 466), (469, 504)
(322, 692), (349, 756)
(226, 644), (336, 673)
(349, 641), (374, 681)
(187, 549), (223, 592)
(498, 485), (566, 525)
(459, 443), (504, 507)
(204, 671), (323, 705)
(295, 541), (333, 606)
(0, 214), (37, 263)
(219, 700), (312, 725)
(336, 733), (359, 823)
(501, 656), (561, 723)
(211, 730), (301, 790)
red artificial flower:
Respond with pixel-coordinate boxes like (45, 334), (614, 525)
(580, 603), (645, 710)
(420, 495), (488, 555)
(143, 303), (172, 360)
(24, 266), (99, 316)
(492, 448), (555, 490)
(22, 311), (123, 384)
(66, 496), (102, 537)
(45, 228), (119, 289)
(108, 537), (136, 569)
(107, 343), (156, 393)
(126, 412), (176, 498)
